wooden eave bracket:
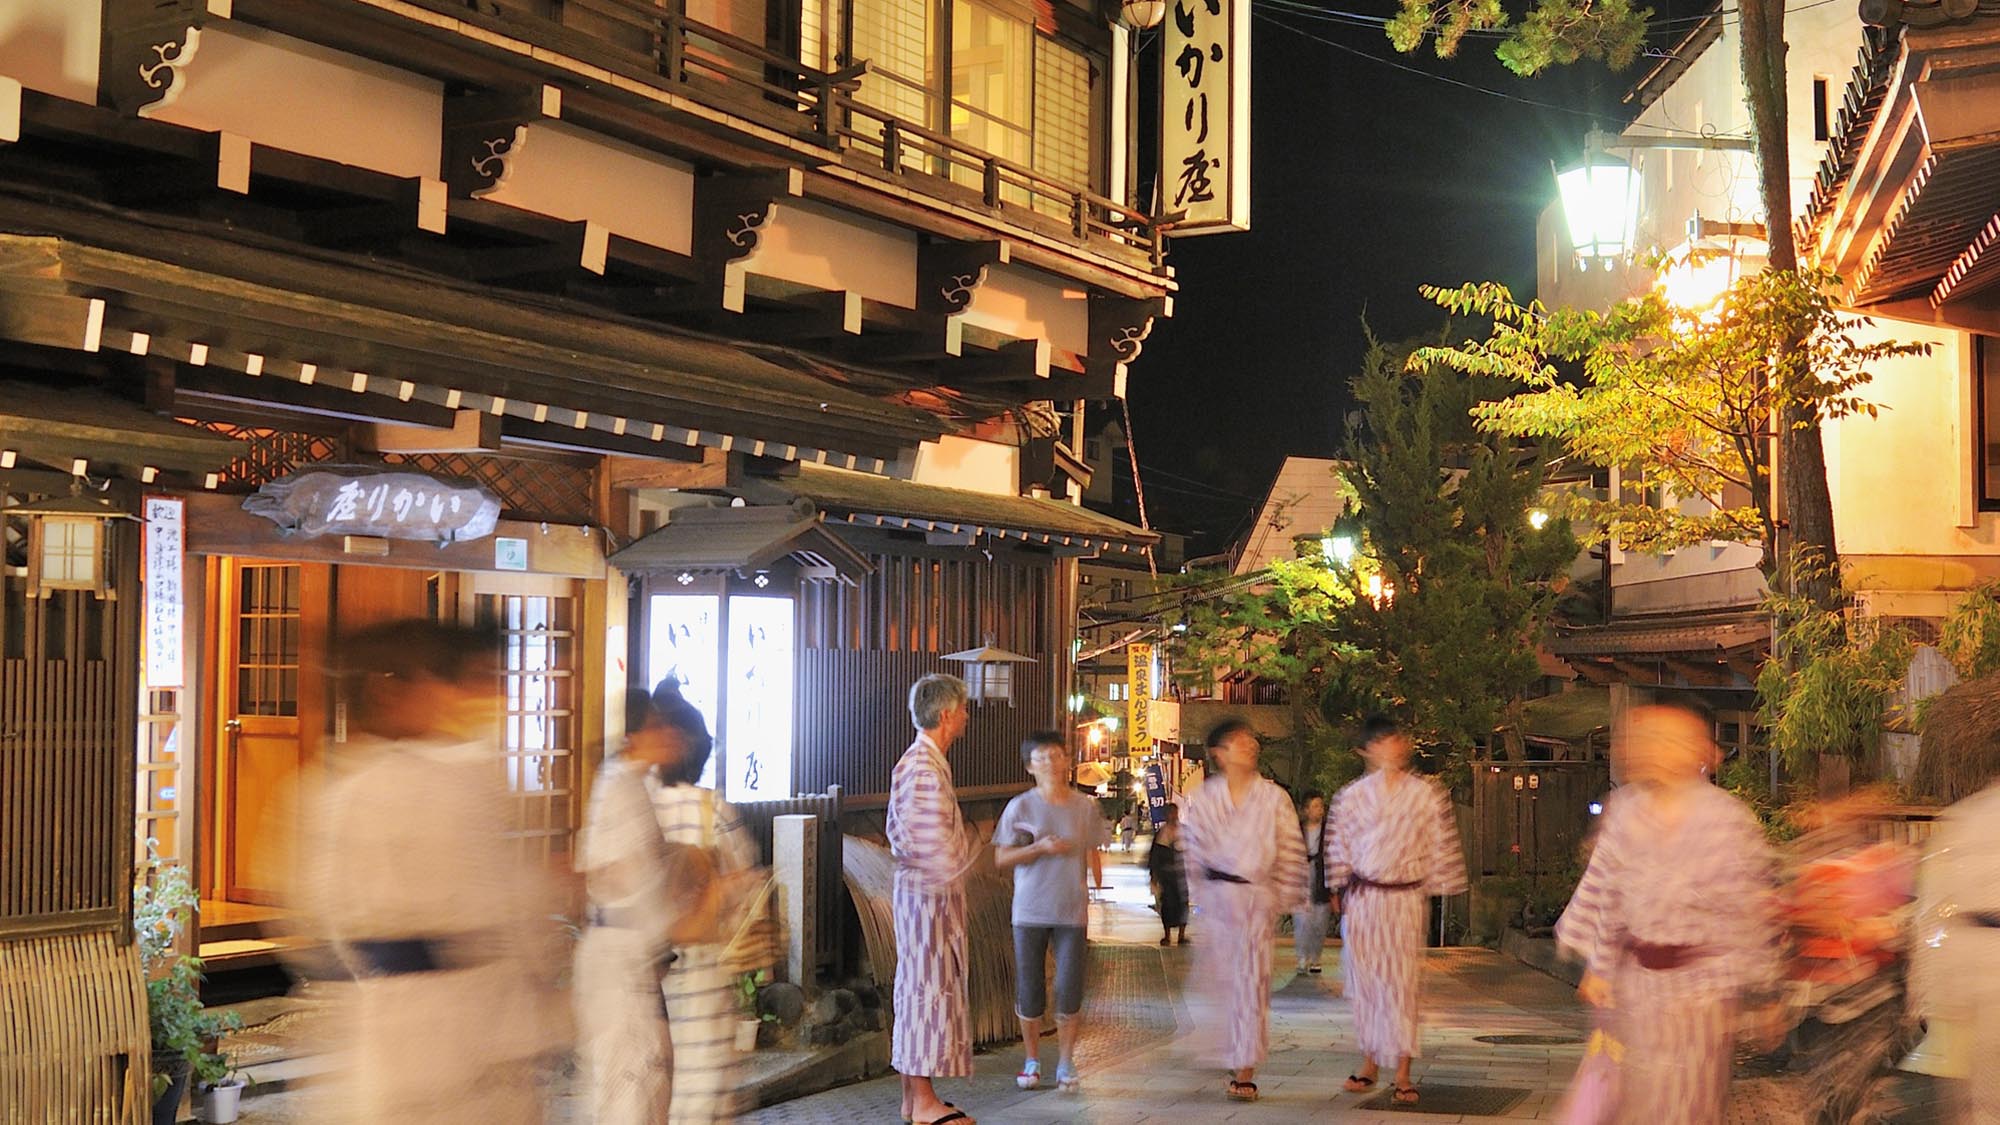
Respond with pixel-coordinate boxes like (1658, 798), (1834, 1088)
(441, 84), (564, 201)
(694, 168), (804, 313)
(99, 0), (234, 118)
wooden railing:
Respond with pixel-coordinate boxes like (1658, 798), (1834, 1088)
(444, 0), (1169, 264)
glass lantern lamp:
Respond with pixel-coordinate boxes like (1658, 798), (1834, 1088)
(1556, 151), (1642, 264)
(13, 492), (138, 599)
(943, 643), (1038, 705)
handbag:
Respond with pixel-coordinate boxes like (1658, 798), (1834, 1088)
(1553, 1025), (1622, 1125)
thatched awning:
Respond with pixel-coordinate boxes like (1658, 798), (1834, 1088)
(1914, 671), (2000, 802)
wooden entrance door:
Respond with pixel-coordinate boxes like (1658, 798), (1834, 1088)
(215, 561), (330, 905)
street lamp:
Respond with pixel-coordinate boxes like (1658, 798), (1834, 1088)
(1528, 509), (1550, 530)
(1321, 534), (1356, 566)
(1556, 128), (1754, 264)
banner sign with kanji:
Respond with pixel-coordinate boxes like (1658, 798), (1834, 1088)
(1127, 642), (1155, 751)
(1159, 0), (1250, 233)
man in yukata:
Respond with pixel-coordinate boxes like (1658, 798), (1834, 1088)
(1181, 718), (1307, 1103)
(1325, 714), (1469, 1107)
(888, 674), (981, 1125)
(1555, 701), (1781, 1124)
(1911, 773), (2000, 1122)
(308, 619), (563, 1124)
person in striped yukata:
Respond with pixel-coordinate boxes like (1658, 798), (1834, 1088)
(1180, 719), (1308, 1103)
(889, 673), (982, 1125)
(1323, 714), (1468, 1107)
(649, 680), (760, 1125)
(1554, 701), (1781, 1125)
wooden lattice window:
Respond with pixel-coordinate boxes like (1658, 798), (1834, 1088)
(477, 592), (578, 863)
(235, 565), (301, 718)
(180, 421), (343, 487)
(384, 452), (596, 525)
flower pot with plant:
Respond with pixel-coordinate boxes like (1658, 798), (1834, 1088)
(194, 1067), (248, 1125)
(134, 855), (242, 1125)
(734, 969), (778, 1052)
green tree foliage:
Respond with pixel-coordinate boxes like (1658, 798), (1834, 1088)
(1386, 0), (1648, 74)
(1413, 269), (1926, 576)
(1756, 557), (1913, 783)
(1173, 335), (1578, 785)
(1939, 580), (2000, 682)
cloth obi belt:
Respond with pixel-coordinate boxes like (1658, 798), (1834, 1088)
(1625, 938), (1709, 971)
(349, 936), (488, 977)
(1346, 873), (1425, 893)
(1202, 867), (1251, 884)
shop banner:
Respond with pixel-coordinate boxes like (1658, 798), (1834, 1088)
(1142, 762), (1168, 827)
(143, 496), (185, 689)
(1127, 642), (1154, 751)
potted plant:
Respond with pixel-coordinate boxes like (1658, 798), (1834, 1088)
(134, 857), (242, 1125)
(194, 1064), (249, 1124)
(733, 969), (777, 1052)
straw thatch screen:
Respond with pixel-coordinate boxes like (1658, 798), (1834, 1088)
(1913, 670), (2000, 802)
(843, 835), (1019, 1048)
(0, 929), (149, 1122)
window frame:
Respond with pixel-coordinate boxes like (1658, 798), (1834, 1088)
(1977, 335), (2000, 512)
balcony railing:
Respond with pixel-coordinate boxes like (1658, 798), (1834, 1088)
(440, 0), (1167, 265)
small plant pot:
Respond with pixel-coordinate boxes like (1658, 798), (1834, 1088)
(195, 1078), (247, 1124)
(734, 1018), (760, 1053)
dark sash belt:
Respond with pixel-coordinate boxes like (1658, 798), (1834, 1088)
(1626, 938), (1706, 971)
(1347, 874), (1425, 893)
(350, 938), (444, 977)
(1968, 911), (2000, 929)
(1202, 867), (1251, 884)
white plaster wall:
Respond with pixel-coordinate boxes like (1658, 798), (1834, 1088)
(0, 0), (98, 103)
(1826, 319), (2000, 559)
(959, 262), (1089, 356)
(485, 122), (695, 255)
(910, 435), (1020, 496)
(147, 23), (441, 179)
(747, 199), (918, 308)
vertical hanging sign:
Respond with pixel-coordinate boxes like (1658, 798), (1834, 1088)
(143, 496), (185, 690)
(1160, 0), (1250, 233)
(1127, 642), (1155, 751)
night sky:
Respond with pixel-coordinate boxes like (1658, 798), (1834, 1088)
(1123, 6), (1677, 550)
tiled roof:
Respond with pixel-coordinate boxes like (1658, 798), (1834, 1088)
(1795, 28), (1902, 254)
(783, 466), (1159, 551)
(1551, 616), (1768, 657)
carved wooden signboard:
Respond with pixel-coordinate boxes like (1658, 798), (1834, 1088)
(242, 470), (502, 543)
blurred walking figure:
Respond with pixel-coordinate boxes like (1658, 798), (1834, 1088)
(648, 680), (758, 1124)
(994, 732), (1104, 1094)
(1181, 719), (1307, 1102)
(1325, 716), (1468, 1106)
(1147, 803), (1189, 946)
(308, 620), (561, 1124)
(889, 674), (981, 1125)
(1119, 811), (1138, 852)
(574, 691), (723, 1125)
(1294, 791), (1332, 975)
(1909, 777), (2000, 1122)
(1555, 702), (1781, 1125)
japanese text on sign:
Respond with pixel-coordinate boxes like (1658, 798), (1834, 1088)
(1142, 762), (1168, 827)
(1159, 0), (1249, 233)
(1127, 642), (1155, 752)
(242, 470), (502, 543)
(143, 496), (185, 689)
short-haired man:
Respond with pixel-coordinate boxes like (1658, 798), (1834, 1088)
(888, 674), (979, 1125)
(1325, 715), (1469, 1107)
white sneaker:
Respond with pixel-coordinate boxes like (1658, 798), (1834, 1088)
(1056, 1060), (1080, 1093)
(1015, 1059), (1040, 1090)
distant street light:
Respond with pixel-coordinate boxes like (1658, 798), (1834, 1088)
(1321, 534), (1357, 566)
(1528, 509), (1550, 530)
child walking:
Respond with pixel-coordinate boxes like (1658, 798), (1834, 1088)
(993, 732), (1106, 1094)
(1324, 715), (1468, 1107)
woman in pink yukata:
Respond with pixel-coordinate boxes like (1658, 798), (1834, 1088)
(1554, 701), (1782, 1124)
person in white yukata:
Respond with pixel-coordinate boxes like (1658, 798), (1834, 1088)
(889, 674), (981, 1125)
(648, 680), (760, 1125)
(1180, 719), (1308, 1103)
(574, 690), (723, 1125)
(307, 620), (562, 1125)
(994, 732), (1107, 1094)
(1555, 702), (1782, 1125)
(1912, 774), (2000, 1123)
(1324, 715), (1468, 1107)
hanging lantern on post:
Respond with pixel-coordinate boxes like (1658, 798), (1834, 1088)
(943, 642), (1038, 706)
(1115, 0), (1166, 29)
(11, 488), (139, 599)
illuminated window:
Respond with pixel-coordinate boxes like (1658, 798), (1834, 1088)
(646, 590), (797, 802)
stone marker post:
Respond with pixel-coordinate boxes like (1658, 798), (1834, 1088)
(773, 814), (818, 988)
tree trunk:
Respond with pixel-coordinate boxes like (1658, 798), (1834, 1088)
(1739, 0), (1842, 608)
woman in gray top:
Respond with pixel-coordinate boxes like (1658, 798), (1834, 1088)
(993, 731), (1105, 1095)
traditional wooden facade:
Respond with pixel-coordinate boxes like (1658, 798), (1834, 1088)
(1, 0), (1182, 1107)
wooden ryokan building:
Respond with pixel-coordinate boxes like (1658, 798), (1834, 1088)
(0, 0), (1190, 1111)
